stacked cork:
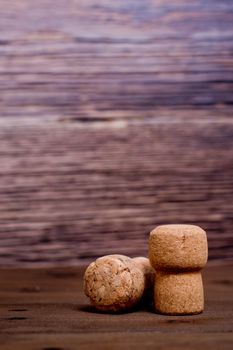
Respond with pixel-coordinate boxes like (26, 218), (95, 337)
(149, 224), (208, 315)
(83, 224), (208, 315)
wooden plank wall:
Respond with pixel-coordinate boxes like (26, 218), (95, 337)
(0, 0), (233, 266)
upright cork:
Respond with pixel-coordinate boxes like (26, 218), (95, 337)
(149, 224), (208, 315)
(83, 254), (154, 312)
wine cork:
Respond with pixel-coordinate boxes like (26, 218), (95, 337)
(149, 224), (208, 315)
(154, 271), (204, 315)
(83, 254), (154, 312)
(133, 256), (155, 292)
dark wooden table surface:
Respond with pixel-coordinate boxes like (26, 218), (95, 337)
(0, 0), (233, 265)
(0, 263), (233, 349)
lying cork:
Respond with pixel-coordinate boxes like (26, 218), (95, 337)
(83, 254), (154, 312)
(149, 224), (208, 315)
(133, 256), (155, 295)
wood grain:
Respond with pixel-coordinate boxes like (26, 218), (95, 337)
(0, 264), (232, 349)
(0, 0), (233, 265)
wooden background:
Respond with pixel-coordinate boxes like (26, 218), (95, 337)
(0, 0), (233, 266)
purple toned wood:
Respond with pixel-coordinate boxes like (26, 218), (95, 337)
(0, 264), (232, 349)
(0, 0), (232, 265)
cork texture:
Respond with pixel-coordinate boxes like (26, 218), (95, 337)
(149, 224), (208, 270)
(83, 255), (145, 312)
(154, 271), (204, 315)
(149, 224), (208, 315)
(133, 257), (155, 291)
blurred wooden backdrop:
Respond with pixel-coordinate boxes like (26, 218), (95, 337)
(0, 0), (233, 266)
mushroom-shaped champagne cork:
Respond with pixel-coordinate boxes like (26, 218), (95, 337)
(149, 224), (208, 315)
(83, 254), (154, 312)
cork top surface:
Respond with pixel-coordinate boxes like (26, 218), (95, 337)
(152, 224), (206, 237)
(149, 224), (208, 270)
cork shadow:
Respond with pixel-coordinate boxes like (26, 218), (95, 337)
(76, 304), (141, 315)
